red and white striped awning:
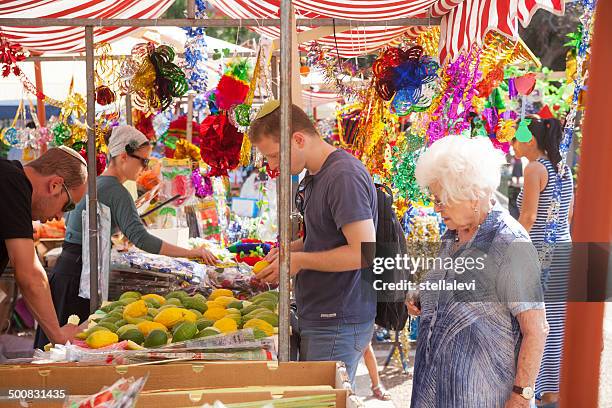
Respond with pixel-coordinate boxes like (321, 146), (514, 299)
(211, 0), (433, 57)
(0, 0), (175, 54)
(433, 0), (564, 63)
(211, 0), (564, 61)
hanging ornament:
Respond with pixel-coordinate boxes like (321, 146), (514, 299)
(515, 119), (533, 142)
(120, 43), (188, 115)
(95, 85), (116, 106)
(215, 74), (249, 111)
(199, 112), (244, 177)
(372, 45), (440, 115)
(0, 35), (26, 77)
(52, 123), (72, 146)
(3, 128), (19, 145)
(191, 168), (213, 198)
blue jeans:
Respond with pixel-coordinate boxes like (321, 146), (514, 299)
(298, 320), (375, 385)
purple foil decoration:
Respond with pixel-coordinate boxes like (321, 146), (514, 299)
(508, 78), (518, 99)
(500, 110), (518, 120)
(191, 169), (213, 198)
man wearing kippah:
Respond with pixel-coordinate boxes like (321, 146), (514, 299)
(0, 147), (88, 345)
(248, 101), (378, 385)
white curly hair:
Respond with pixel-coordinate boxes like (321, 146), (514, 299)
(415, 136), (506, 204)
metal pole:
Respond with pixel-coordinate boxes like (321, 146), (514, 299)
(125, 94), (133, 126)
(187, 93), (194, 142)
(85, 26), (99, 313)
(0, 17), (440, 27)
(271, 56), (279, 99)
(278, 0), (292, 363)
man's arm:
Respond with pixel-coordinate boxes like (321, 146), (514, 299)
(6, 239), (79, 344)
(296, 219), (376, 272)
(258, 219), (375, 283)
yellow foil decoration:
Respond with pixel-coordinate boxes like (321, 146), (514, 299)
(497, 119), (517, 143)
(174, 139), (201, 162)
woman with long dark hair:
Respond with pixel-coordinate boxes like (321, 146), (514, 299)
(513, 116), (574, 406)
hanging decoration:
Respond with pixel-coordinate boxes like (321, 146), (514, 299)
(214, 58), (251, 111)
(133, 109), (156, 140)
(182, 0), (208, 94)
(0, 34), (25, 77)
(540, 0), (596, 282)
(120, 43), (188, 115)
(305, 41), (365, 98)
(390, 134), (430, 203)
(191, 168), (214, 198)
(426, 48), (482, 145)
(174, 139), (201, 162)
(199, 112), (244, 177)
(372, 45), (440, 116)
(164, 115), (201, 158)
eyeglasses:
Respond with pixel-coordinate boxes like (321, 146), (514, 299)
(127, 153), (149, 168)
(295, 175), (314, 215)
(431, 196), (445, 209)
(61, 182), (75, 212)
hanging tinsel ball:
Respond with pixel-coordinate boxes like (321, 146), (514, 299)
(52, 123), (72, 146)
(3, 127), (19, 145)
(234, 103), (252, 127)
(95, 85), (116, 106)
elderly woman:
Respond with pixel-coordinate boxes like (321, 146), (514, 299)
(409, 136), (549, 408)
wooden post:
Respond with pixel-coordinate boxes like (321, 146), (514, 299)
(271, 55), (279, 99)
(290, 6), (302, 108)
(32, 58), (46, 127)
(85, 26), (99, 313)
(559, 1), (610, 406)
(125, 94), (133, 125)
(278, 0), (293, 363)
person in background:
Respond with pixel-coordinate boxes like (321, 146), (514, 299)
(363, 343), (391, 400)
(1, 147), (88, 345)
(248, 101), (378, 385)
(513, 117), (574, 406)
(34, 125), (218, 349)
(409, 136), (548, 408)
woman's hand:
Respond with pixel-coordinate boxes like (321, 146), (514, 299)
(190, 247), (218, 265)
(406, 300), (421, 316)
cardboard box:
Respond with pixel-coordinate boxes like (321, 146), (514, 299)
(0, 361), (362, 407)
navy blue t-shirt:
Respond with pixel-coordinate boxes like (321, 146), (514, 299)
(295, 149), (378, 327)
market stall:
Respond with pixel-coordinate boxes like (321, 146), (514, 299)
(0, 0), (600, 406)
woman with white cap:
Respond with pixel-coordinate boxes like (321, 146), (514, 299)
(34, 125), (217, 348)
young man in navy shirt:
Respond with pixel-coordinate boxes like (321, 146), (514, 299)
(248, 101), (378, 383)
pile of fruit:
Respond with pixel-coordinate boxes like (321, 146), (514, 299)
(76, 289), (279, 349)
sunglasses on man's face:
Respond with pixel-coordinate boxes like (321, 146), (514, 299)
(127, 152), (149, 168)
(61, 182), (75, 212)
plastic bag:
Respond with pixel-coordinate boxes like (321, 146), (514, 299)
(80, 198), (111, 301)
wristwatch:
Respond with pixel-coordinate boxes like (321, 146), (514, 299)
(512, 385), (535, 400)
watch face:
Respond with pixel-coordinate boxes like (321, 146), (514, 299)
(522, 387), (535, 400)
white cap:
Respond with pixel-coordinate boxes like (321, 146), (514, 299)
(108, 125), (149, 158)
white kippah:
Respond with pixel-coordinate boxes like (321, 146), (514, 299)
(107, 125), (149, 158)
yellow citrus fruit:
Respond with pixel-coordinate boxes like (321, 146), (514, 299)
(252, 260), (270, 275)
(153, 307), (184, 328)
(137, 321), (168, 337)
(203, 307), (228, 321)
(141, 294), (166, 305)
(123, 299), (148, 319)
(86, 330), (119, 349)
(244, 318), (274, 337)
(213, 296), (237, 308)
(213, 317), (238, 334)
(209, 289), (233, 301)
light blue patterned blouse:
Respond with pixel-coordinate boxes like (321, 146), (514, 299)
(411, 202), (545, 408)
